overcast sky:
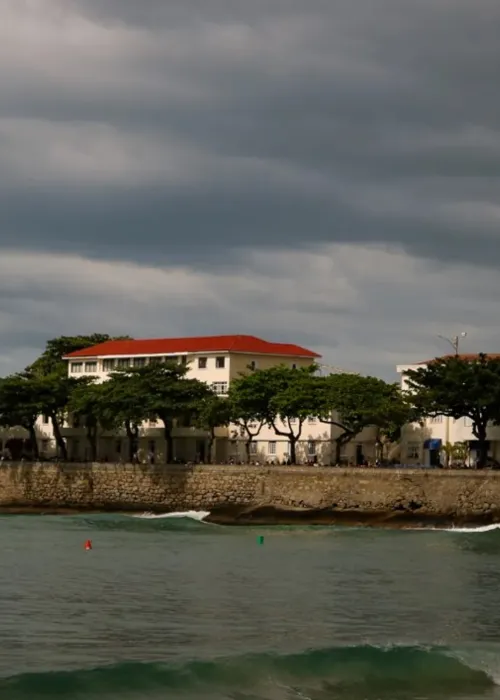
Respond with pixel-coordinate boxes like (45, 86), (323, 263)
(1, 0), (499, 379)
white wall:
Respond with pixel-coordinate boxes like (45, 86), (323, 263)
(397, 362), (500, 465)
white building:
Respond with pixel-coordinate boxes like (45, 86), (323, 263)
(62, 334), (377, 464)
(0, 416), (57, 460)
(397, 354), (500, 467)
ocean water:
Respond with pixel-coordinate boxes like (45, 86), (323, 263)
(2, 514), (500, 700)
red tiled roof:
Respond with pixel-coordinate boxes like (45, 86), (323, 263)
(418, 353), (500, 364)
(64, 335), (321, 359)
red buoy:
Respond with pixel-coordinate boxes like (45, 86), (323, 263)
(85, 539), (92, 550)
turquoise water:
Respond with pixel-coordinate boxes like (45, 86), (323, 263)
(1, 514), (500, 699)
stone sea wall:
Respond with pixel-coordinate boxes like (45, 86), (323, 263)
(1, 463), (500, 525)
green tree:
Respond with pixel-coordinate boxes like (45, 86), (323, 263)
(372, 386), (418, 462)
(451, 441), (470, 467)
(315, 373), (404, 464)
(111, 363), (213, 462)
(99, 373), (151, 462)
(27, 334), (125, 377)
(230, 365), (319, 464)
(196, 395), (232, 463)
(0, 374), (42, 459)
(22, 334), (130, 460)
(68, 380), (109, 461)
(405, 354), (500, 468)
(227, 380), (267, 462)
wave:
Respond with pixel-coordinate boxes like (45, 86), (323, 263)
(1, 645), (495, 700)
(68, 511), (212, 532)
(443, 523), (500, 533)
(133, 510), (210, 521)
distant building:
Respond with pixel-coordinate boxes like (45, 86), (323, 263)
(0, 415), (56, 461)
(397, 354), (500, 467)
(62, 334), (376, 464)
(0, 334), (379, 463)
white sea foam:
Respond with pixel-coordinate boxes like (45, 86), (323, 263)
(443, 523), (500, 533)
(133, 510), (210, 522)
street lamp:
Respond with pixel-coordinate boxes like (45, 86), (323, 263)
(437, 332), (467, 356)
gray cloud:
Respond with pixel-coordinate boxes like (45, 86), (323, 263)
(0, 0), (499, 375)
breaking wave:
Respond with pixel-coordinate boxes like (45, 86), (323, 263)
(443, 523), (500, 533)
(133, 510), (210, 521)
(1, 645), (496, 700)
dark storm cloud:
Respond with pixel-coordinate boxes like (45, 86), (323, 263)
(1, 0), (499, 269)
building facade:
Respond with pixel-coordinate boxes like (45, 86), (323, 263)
(397, 355), (500, 467)
(0, 416), (57, 461)
(61, 334), (377, 464)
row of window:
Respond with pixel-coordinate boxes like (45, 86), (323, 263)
(70, 356), (302, 375)
(429, 416), (477, 427)
(70, 355), (229, 374)
(248, 440), (317, 456)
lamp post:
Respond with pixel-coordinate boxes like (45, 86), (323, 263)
(437, 331), (467, 356)
(436, 332), (467, 463)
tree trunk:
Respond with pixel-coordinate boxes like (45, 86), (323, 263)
(125, 422), (138, 463)
(476, 425), (488, 468)
(334, 438), (342, 465)
(334, 432), (353, 465)
(86, 426), (98, 462)
(207, 432), (215, 464)
(28, 423), (40, 460)
(51, 413), (67, 460)
(163, 424), (173, 463)
(289, 437), (297, 465)
(245, 438), (251, 463)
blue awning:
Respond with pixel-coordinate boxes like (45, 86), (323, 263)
(424, 439), (442, 450)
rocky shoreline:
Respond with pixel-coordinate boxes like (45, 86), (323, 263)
(2, 463), (500, 528)
(0, 503), (498, 529)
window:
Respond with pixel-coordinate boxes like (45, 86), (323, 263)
(289, 417), (297, 424)
(249, 441), (257, 454)
(71, 362), (82, 374)
(149, 356), (162, 365)
(72, 414), (81, 428)
(133, 357), (146, 368)
(283, 442), (290, 455)
(268, 441), (277, 455)
(198, 357), (207, 369)
(291, 363), (297, 369)
(180, 355), (187, 365)
(42, 414), (49, 425)
(430, 416), (443, 424)
(117, 358), (130, 369)
(103, 359), (115, 371)
(211, 382), (228, 395)
(115, 439), (122, 454)
(407, 443), (420, 460)
(308, 416), (316, 424)
(85, 361), (97, 373)
(215, 356), (225, 368)
(307, 440), (316, 456)
(249, 360), (258, 370)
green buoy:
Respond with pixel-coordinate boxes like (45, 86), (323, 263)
(257, 535), (264, 545)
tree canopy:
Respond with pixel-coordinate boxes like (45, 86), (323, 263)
(107, 363), (213, 461)
(405, 353), (500, 467)
(5, 333), (499, 468)
(229, 365), (319, 463)
(0, 374), (43, 459)
(313, 373), (410, 463)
